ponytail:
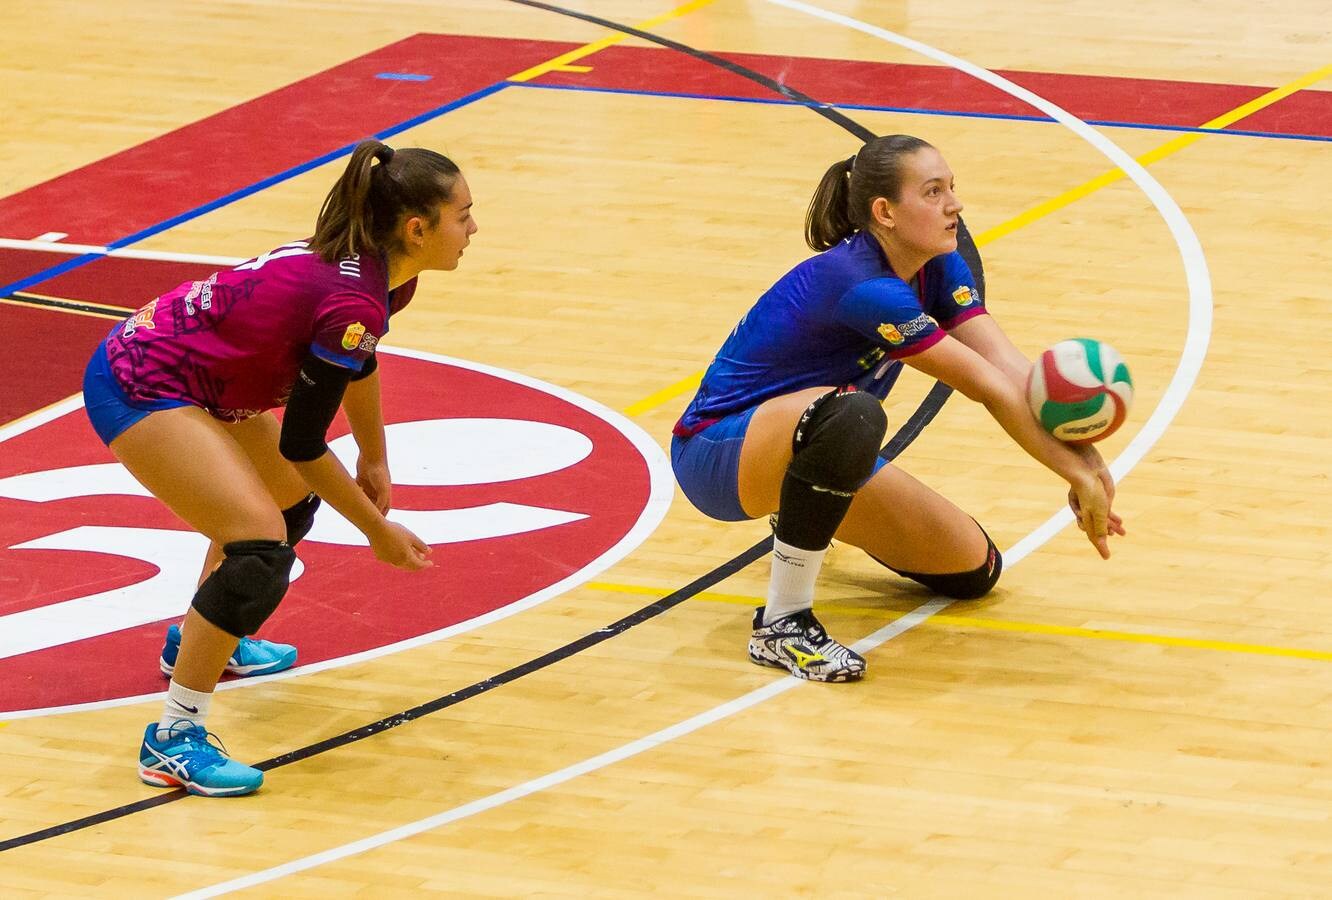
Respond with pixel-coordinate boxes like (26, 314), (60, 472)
(803, 135), (934, 253)
(311, 141), (383, 263)
(804, 156), (856, 251)
(310, 139), (461, 264)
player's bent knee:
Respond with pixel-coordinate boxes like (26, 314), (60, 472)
(901, 536), (1002, 600)
(281, 492), (321, 545)
(191, 539), (296, 638)
(787, 388), (888, 494)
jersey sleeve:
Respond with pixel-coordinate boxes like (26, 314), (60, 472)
(310, 290), (386, 371)
(925, 251), (988, 329)
(834, 276), (945, 359)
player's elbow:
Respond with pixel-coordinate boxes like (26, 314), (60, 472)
(278, 431), (329, 463)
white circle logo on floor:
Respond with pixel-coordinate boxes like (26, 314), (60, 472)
(0, 348), (671, 718)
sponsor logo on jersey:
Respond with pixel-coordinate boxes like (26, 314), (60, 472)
(182, 273), (218, 316)
(358, 333), (378, 353)
(878, 314), (937, 346)
(952, 285), (976, 306)
(121, 300), (159, 338)
(899, 314), (937, 338)
(341, 322), (367, 350)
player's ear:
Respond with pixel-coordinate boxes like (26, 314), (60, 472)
(404, 215), (425, 246)
(871, 196), (894, 230)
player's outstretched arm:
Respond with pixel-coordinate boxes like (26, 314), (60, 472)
(905, 335), (1115, 559)
(950, 314), (1123, 540)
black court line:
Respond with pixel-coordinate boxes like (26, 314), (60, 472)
(506, 0), (875, 143)
(6, 291), (131, 319)
(0, 383), (945, 854)
(0, 1), (968, 853)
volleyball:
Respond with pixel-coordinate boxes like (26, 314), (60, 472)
(1026, 338), (1133, 444)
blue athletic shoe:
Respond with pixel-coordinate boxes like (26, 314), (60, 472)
(159, 624), (297, 677)
(138, 722), (264, 796)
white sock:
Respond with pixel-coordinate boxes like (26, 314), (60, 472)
(763, 538), (828, 625)
(157, 681), (213, 740)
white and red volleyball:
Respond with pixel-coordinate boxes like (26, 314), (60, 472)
(1026, 338), (1134, 444)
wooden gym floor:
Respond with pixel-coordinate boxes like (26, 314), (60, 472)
(1, 1), (1329, 895)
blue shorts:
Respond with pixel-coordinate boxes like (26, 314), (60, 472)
(671, 407), (760, 522)
(671, 403), (893, 523)
(83, 341), (190, 446)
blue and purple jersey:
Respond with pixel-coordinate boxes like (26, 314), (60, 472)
(103, 241), (416, 421)
(674, 230), (986, 437)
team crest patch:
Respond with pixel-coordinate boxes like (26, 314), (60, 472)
(877, 322), (905, 345)
(952, 285), (976, 306)
(341, 322), (367, 350)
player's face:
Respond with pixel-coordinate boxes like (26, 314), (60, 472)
(887, 147), (963, 257)
(413, 176), (477, 272)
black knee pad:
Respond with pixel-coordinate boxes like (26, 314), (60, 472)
(191, 539), (296, 638)
(282, 492), (321, 545)
(787, 387), (888, 495)
(882, 532), (1003, 600)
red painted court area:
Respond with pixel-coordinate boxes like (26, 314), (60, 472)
(1, 305), (118, 425)
(537, 44), (1332, 136)
(4, 33), (1326, 428)
(0, 33), (1325, 255)
(0, 352), (655, 714)
(0, 28), (1324, 716)
(3, 32), (1325, 427)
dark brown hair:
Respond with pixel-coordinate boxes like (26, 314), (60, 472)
(804, 134), (934, 251)
(310, 139), (461, 263)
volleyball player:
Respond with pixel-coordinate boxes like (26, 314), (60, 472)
(81, 139), (476, 794)
(671, 135), (1122, 683)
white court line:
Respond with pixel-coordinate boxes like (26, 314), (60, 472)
(769, 0), (1214, 498)
(0, 237), (243, 267)
(178, 3), (1213, 893)
(0, 346), (675, 721)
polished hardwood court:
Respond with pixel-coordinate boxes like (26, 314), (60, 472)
(1, 1), (1329, 895)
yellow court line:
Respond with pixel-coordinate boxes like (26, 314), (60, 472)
(586, 581), (1332, 663)
(508, 0), (717, 83)
(973, 62), (1332, 247)
(0, 391), (83, 434)
(623, 371), (703, 417)
(3, 3), (723, 427)
(621, 60), (1332, 415)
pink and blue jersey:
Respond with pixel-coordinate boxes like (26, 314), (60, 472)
(103, 241), (416, 421)
(674, 231), (986, 437)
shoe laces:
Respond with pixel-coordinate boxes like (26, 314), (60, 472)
(780, 609), (828, 642)
(160, 721), (232, 760)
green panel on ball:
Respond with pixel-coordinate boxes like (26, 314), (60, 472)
(1113, 362), (1133, 387)
(1075, 337), (1104, 382)
(1039, 394), (1108, 433)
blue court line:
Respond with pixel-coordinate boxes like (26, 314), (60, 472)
(376, 72), (433, 82)
(506, 79), (1332, 145)
(0, 81), (509, 299)
(8, 72), (1321, 301)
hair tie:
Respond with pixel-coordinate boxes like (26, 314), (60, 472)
(374, 145), (395, 165)
(844, 154), (857, 178)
